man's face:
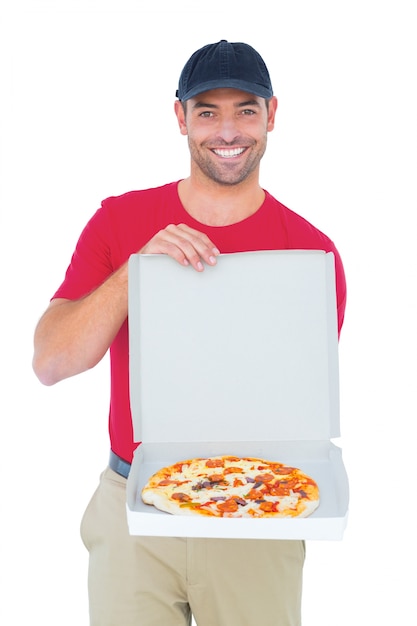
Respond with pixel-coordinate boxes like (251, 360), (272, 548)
(175, 88), (277, 186)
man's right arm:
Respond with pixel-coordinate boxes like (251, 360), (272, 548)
(32, 224), (220, 386)
(32, 262), (129, 386)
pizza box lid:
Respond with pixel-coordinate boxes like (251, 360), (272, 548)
(126, 250), (349, 540)
(128, 250), (340, 443)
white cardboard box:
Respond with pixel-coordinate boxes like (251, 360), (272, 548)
(126, 250), (349, 540)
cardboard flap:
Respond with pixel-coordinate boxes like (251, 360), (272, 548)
(128, 250), (340, 443)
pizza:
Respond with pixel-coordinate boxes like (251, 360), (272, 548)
(142, 455), (319, 518)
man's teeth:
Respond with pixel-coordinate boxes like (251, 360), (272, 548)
(213, 148), (245, 158)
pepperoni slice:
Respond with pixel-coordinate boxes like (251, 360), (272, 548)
(273, 466), (296, 475)
(171, 492), (192, 502)
(206, 458), (225, 468)
(246, 488), (264, 500)
(268, 485), (291, 496)
(254, 473), (275, 483)
(259, 501), (278, 513)
(224, 467), (244, 475)
(208, 473), (225, 483)
(216, 499), (239, 513)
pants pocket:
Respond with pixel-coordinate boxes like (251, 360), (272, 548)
(80, 470), (105, 551)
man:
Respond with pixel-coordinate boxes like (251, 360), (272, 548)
(33, 40), (346, 626)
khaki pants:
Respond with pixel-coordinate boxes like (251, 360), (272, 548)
(81, 467), (305, 626)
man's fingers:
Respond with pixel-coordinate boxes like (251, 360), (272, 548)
(168, 224), (220, 269)
(140, 224), (220, 271)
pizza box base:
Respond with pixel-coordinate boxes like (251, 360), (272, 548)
(126, 439), (349, 541)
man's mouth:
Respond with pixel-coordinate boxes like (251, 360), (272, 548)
(212, 147), (246, 158)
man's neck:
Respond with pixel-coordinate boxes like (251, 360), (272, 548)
(178, 177), (265, 227)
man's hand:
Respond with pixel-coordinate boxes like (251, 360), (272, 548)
(140, 223), (220, 271)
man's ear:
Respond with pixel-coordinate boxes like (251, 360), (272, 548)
(174, 100), (188, 136)
(267, 96), (278, 132)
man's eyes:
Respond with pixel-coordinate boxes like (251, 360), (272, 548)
(198, 109), (256, 118)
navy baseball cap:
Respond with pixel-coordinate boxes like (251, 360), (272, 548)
(176, 40), (273, 101)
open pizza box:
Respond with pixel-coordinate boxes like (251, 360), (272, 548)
(126, 250), (349, 540)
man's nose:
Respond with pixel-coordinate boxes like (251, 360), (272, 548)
(217, 116), (240, 143)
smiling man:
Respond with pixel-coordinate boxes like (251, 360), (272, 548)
(177, 89), (275, 187)
(33, 40), (346, 626)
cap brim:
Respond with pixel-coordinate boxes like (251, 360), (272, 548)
(179, 79), (273, 101)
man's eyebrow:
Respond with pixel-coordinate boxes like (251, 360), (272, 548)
(191, 99), (262, 110)
(192, 102), (218, 110)
(237, 99), (262, 108)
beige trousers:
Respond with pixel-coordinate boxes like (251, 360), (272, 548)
(80, 467), (305, 626)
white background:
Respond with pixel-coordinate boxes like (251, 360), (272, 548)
(1, 0), (416, 624)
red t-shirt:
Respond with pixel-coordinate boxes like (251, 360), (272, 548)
(53, 181), (346, 462)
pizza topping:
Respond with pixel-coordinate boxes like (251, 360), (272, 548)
(245, 489), (264, 501)
(192, 480), (212, 491)
(206, 458), (225, 468)
(172, 492), (192, 502)
(216, 499), (239, 513)
(254, 473), (275, 483)
(273, 465), (296, 475)
(224, 466), (244, 475)
(208, 473), (225, 483)
(259, 501), (277, 513)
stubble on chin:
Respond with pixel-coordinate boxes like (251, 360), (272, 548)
(188, 138), (267, 187)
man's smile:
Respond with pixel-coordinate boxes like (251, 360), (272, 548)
(211, 147), (246, 158)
